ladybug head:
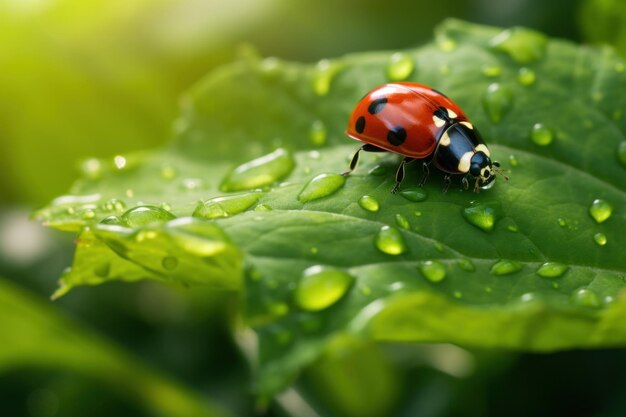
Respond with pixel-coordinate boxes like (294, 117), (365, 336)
(469, 151), (497, 190)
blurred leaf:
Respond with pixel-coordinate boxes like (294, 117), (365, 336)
(579, 0), (626, 55)
(38, 19), (626, 397)
(0, 277), (231, 417)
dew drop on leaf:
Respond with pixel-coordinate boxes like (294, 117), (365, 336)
(100, 215), (122, 225)
(517, 67), (536, 85)
(395, 213), (410, 230)
(358, 195), (380, 212)
(220, 148), (295, 192)
(103, 198), (126, 212)
(572, 288), (601, 308)
(557, 218), (567, 227)
(161, 256), (179, 270)
(160, 165), (178, 180)
(482, 83), (513, 124)
(298, 173), (346, 203)
(121, 205), (176, 227)
(386, 52), (415, 81)
(490, 259), (522, 276)
(399, 187), (428, 202)
(507, 224), (519, 232)
(588, 199), (613, 224)
(254, 204), (272, 211)
(462, 201), (502, 232)
(536, 262), (568, 278)
(374, 225), (407, 255)
(457, 258), (475, 272)
(193, 192), (261, 219)
(113, 155), (127, 170)
(94, 262), (111, 278)
(482, 65), (502, 77)
(309, 120), (327, 146)
(489, 27), (547, 64)
(82, 209), (95, 220)
(418, 260), (447, 282)
(593, 232), (607, 246)
(81, 158), (103, 180)
(508, 154), (519, 167)
(312, 59), (342, 96)
(530, 123), (554, 146)
(294, 265), (354, 312)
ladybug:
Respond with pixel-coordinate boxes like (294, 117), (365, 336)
(344, 82), (505, 193)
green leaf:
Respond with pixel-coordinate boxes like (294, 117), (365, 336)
(38, 19), (626, 396)
(0, 278), (231, 417)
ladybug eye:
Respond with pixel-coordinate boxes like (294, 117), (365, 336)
(470, 163), (481, 176)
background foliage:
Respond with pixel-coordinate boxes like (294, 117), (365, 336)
(1, 1), (626, 417)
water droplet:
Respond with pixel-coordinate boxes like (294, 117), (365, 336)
(536, 262), (568, 278)
(114, 155), (127, 170)
(457, 258), (475, 272)
(82, 209), (95, 220)
(389, 281), (406, 292)
(517, 67), (536, 85)
(193, 192), (261, 219)
(573, 288), (601, 308)
(94, 263), (111, 278)
(255, 204), (272, 211)
(489, 27), (547, 64)
(399, 187), (428, 202)
(509, 154), (519, 167)
(482, 83), (513, 124)
(418, 260), (447, 282)
(414, 210), (422, 217)
(618, 142), (626, 167)
(436, 32), (457, 51)
(589, 199), (613, 224)
(81, 158), (103, 180)
(482, 65), (502, 77)
(101, 215), (122, 225)
(395, 213), (410, 230)
(298, 173), (346, 203)
(386, 52), (415, 81)
(312, 59), (342, 96)
(103, 198), (126, 212)
(367, 164), (386, 176)
(490, 259), (522, 276)
(295, 265), (354, 311)
(358, 195), (380, 212)
(66, 207), (76, 215)
(309, 120), (327, 146)
(160, 202), (172, 211)
(221, 148), (295, 192)
(593, 232), (607, 246)
(374, 225), (407, 255)
(121, 205), (176, 227)
(162, 256), (178, 270)
(160, 165), (178, 180)
(557, 218), (567, 227)
(530, 123), (554, 146)
(507, 224), (519, 232)
(125, 189), (135, 198)
(462, 201), (502, 232)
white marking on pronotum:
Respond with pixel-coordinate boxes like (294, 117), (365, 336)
(460, 121), (474, 130)
(475, 144), (490, 157)
(458, 151), (473, 173)
(439, 130), (451, 146)
(446, 108), (458, 119)
(432, 115), (446, 128)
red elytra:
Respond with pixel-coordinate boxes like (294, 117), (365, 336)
(346, 82), (469, 158)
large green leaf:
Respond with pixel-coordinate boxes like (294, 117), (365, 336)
(37, 19), (626, 395)
(0, 278), (231, 417)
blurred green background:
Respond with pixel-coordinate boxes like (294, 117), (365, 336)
(1, 0), (625, 416)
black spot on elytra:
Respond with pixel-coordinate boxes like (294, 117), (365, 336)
(368, 98), (388, 114)
(355, 116), (366, 133)
(431, 88), (448, 98)
(387, 126), (407, 146)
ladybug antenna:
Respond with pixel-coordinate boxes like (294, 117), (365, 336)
(492, 162), (509, 181)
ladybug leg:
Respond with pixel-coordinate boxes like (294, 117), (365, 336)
(342, 144), (385, 176)
(391, 157), (415, 193)
(461, 175), (470, 190)
(442, 175), (452, 193)
(418, 161), (431, 187)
